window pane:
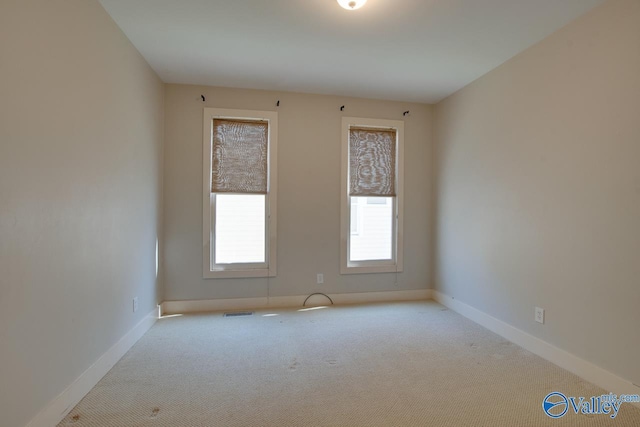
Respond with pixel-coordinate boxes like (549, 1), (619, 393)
(350, 197), (359, 235)
(367, 197), (387, 205)
(349, 196), (393, 261)
(215, 194), (265, 264)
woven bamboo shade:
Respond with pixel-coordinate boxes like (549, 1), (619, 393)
(211, 119), (268, 194)
(349, 127), (396, 197)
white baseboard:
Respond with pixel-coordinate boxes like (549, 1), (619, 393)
(162, 289), (432, 315)
(432, 291), (640, 409)
(27, 309), (158, 427)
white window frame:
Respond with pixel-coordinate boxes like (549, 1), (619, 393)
(340, 117), (404, 275)
(203, 108), (278, 279)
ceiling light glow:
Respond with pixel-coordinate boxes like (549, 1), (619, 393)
(337, 0), (367, 10)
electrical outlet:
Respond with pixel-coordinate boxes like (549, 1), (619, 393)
(317, 273), (324, 284)
(133, 297), (139, 313)
(535, 307), (544, 324)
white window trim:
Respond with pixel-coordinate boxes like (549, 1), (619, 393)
(340, 117), (404, 275)
(202, 108), (278, 279)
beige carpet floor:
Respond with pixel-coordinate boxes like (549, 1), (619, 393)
(58, 301), (640, 426)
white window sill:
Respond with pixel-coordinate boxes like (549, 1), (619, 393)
(340, 264), (402, 275)
(204, 268), (276, 279)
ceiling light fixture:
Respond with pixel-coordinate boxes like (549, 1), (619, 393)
(337, 0), (367, 11)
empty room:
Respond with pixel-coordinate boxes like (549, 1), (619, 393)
(1, 0), (639, 426)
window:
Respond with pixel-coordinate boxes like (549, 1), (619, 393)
(203, 108), (277, 278)
(340, 117), (404, 274)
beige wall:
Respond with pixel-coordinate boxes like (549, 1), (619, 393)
(0, 1), (164, 426)
(164, 85), (432, 301)
(434, 0), (640, 386)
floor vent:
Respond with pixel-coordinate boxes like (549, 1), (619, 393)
(223, 311), (254, 317)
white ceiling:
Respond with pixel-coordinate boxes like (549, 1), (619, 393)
(99, 0), (604, 103)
